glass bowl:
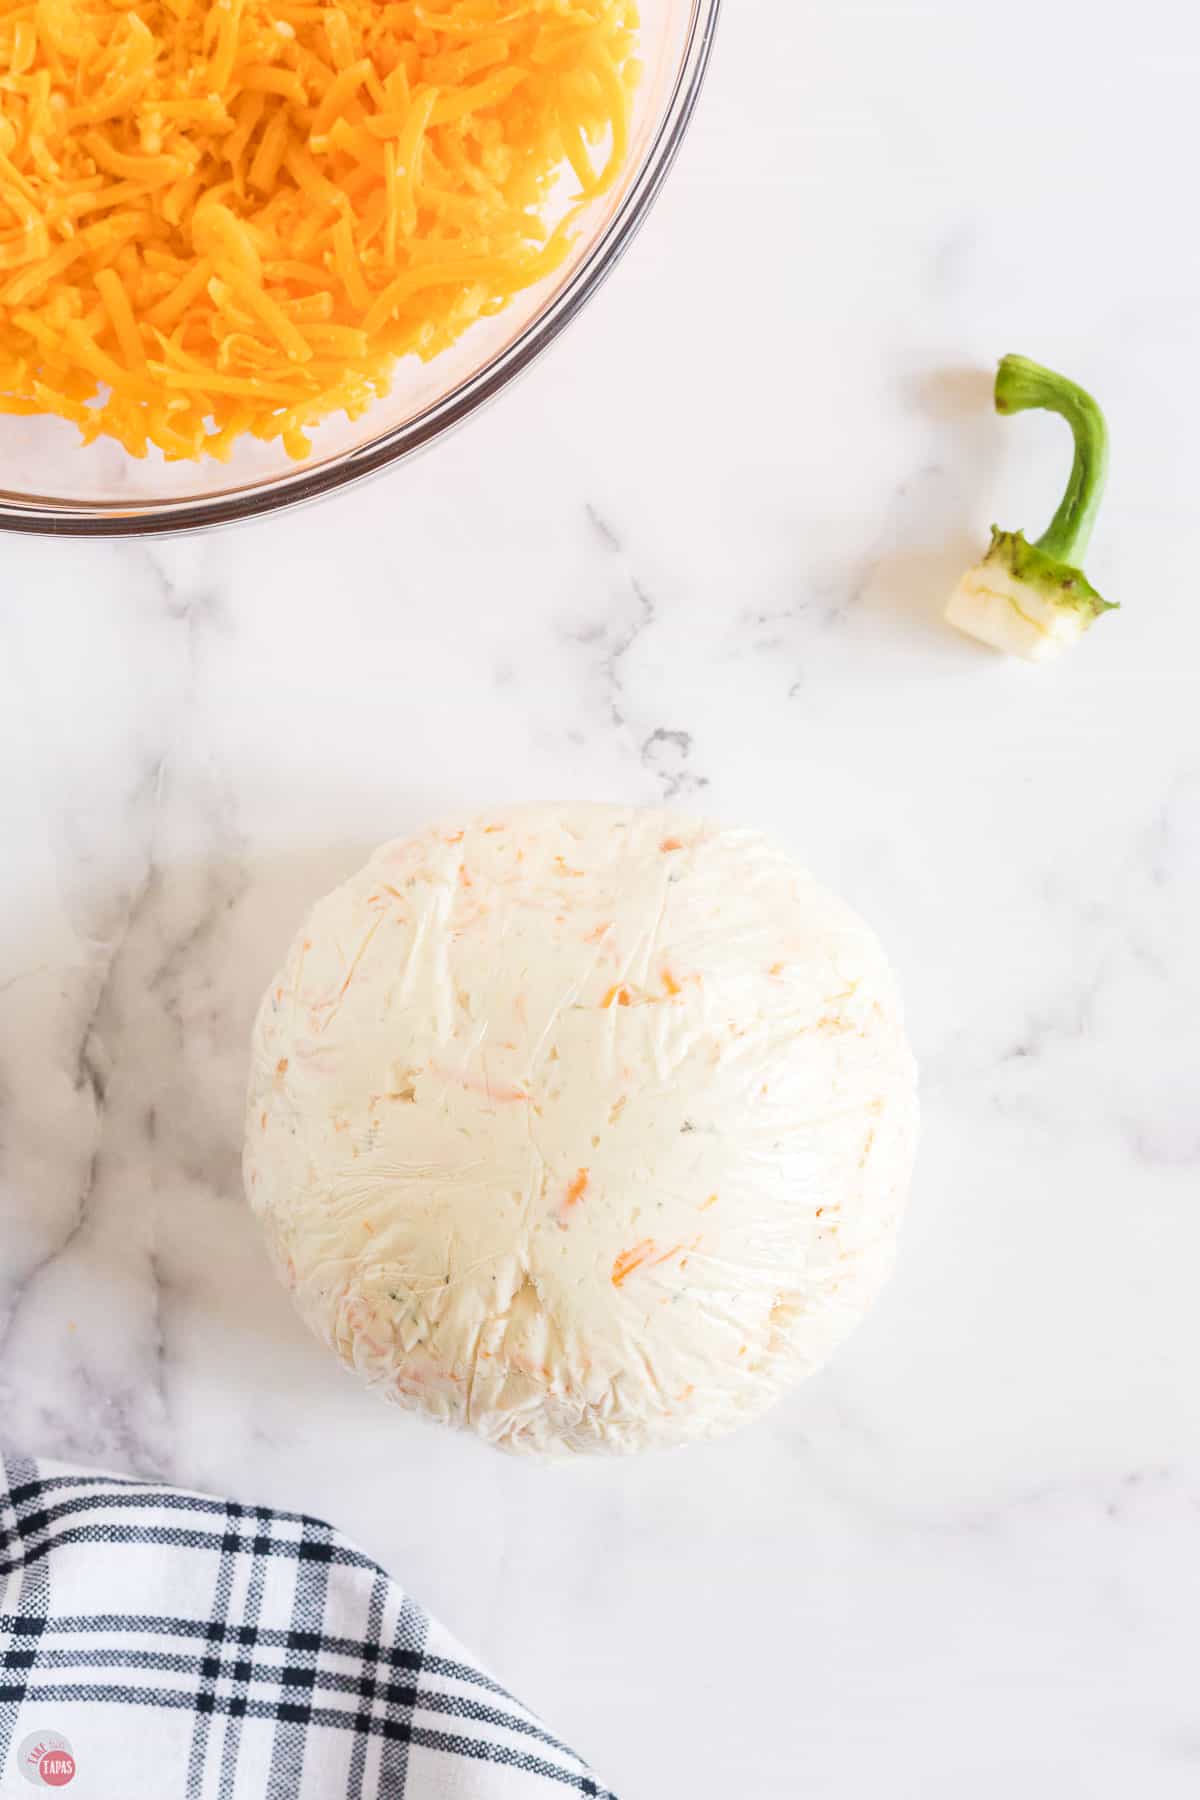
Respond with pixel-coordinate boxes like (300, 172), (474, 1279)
(0, 0), (720, 537)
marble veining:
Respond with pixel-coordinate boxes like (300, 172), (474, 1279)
(2, 0), (1199, 1794)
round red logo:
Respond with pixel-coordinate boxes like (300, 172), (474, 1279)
(38, 1751), (76, 1788)
(15, 1732), (76, 1788)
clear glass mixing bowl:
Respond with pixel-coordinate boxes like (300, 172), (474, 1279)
(0, 0), (720, 536)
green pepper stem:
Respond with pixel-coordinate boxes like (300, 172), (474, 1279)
(994, 354), (1110, 567)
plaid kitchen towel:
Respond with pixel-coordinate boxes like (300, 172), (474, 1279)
(0, 1453), (614, 1799)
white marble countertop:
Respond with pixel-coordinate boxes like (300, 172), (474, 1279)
(2, 1), (1198, 1794)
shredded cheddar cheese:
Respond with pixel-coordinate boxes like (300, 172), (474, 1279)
(0, 0), (640, 461)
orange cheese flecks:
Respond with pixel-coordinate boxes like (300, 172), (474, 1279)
(563, 1168), (589, 1210)
(0, 0), (640, 461)
(611, 1238), (693, 1289)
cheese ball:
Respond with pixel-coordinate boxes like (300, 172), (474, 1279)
(245, 806), (918, 1456)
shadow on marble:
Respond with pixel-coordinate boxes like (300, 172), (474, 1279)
(853, 536), (988, 650)
(911, 364), (995, 423)
(0, 842), (395, 1478)
(844, 363), (1010, 650)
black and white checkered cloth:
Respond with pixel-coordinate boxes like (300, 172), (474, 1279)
(0, 1454), (615, 1799)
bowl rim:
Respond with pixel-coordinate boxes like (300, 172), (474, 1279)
(0, 0), (721, 539)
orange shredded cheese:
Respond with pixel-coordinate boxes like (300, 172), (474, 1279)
(563, 1167), (589, 1209)
(611, 1240), (656, 1288)
(611, 1238), (692, 1289)
(0, 0), (640, 461)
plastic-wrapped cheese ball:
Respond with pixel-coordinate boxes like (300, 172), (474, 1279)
(244, 806), (918, 1456)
